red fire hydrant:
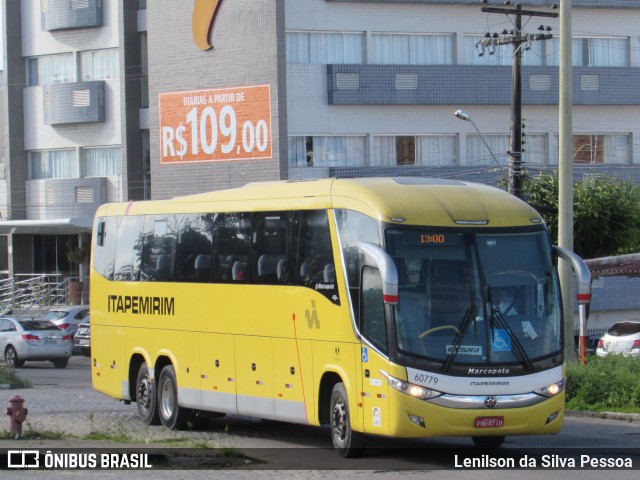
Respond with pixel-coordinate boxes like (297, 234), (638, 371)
(5, 395), (28, 438)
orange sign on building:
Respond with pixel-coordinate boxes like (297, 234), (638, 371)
(192, 0), (224, 51)
(159, 85), (272, 164)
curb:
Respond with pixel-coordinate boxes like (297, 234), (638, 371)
(566, 409), (640, 422)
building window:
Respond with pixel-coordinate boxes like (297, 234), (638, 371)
(466, 135), (509, 167)
(548, 37), (629, 67)
(82, 147), (122, 177)
(286, 31), (364, 64)
(27, 53), (75, 86)
(373, 135), (457, 166)
(370, 34), (454, 65)
(80, 49), (120, 81)
(463, 34), (544, 66)
(29, 149), (78, 179)
(551, 134), (631, 164)
(288, 136), (366, 168)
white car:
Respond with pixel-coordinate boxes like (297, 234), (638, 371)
(44, 305), (90, 338)
(596, 321), (640, 357)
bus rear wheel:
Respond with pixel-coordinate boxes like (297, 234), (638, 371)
(472, 436), (506, 448)
(330, 382), (365, 458)
(136, 362), (160, 425)
(158, 365), (188, 430)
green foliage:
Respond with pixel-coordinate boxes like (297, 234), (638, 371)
(523, 173), (640, 258)
(566, 356), (640, 413)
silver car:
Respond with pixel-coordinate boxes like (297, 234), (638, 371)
(44, 305), (90, 338)
(596, 321), (640, 357)
(0, 317), (73, 368)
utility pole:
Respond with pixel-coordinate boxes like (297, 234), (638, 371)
(479, 3), (558, 198)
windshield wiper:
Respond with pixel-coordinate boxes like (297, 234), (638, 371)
(442, 305), (478, 372)
(491, 308), (534, 371)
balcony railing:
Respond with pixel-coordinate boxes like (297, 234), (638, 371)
(0, 274), (89, 317)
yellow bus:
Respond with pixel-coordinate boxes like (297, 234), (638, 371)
(90, 177), (591, 457)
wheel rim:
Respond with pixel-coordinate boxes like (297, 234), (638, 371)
(5, 348), (16, 367)
(160, 377), (175, 420)
(332, 398), (348, 444)
(137, 376), (152, 410)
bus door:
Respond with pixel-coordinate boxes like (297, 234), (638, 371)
(359, 265), (391, 434)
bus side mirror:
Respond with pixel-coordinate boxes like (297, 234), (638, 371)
(358, 242), (399, 305)
(554, 246), (592, 305)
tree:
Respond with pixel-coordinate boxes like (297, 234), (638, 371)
(523, 173), (640, 259)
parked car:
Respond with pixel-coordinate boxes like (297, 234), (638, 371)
(596, 321), (640, 357)
(73, 316), (91, 357)
(44, 305), (89, 339)
(0, 317), (73, 368)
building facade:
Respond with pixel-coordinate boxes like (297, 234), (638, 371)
(1, 0), (148, 276)
(2, 0), (640, 278)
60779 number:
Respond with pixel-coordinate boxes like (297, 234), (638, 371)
(413, 373), (439, 385)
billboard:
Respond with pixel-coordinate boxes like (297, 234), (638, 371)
(159, 84), (272, 164)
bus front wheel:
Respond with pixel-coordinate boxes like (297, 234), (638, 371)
(330, 383), (365, 458)
(158, 365), (188, 430)
(136, 362), (160, 425)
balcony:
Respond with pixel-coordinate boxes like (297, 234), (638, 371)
(43, 81), (105, 125)
(26, 177), (108, 221)
(41, 0), (103, 31)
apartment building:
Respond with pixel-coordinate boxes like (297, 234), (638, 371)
(2, 0), (640, 276)
(0, 0), (148, 276)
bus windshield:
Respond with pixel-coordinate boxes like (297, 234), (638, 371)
(385, 228), (562, 368)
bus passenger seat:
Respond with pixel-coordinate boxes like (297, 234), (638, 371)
(194, 254), (211, 281)
(257, 255), (284, 282)
(232, 261), (247, 281)
(277, 257), (288, 282)
(156, 254), (173, 281)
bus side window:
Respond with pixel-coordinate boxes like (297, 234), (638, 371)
(360, 266), (388, 353)
(292, 210), (339, 304)
(93, 217), (117, 280)
(212, 213), (252, 283)
(113, 216), (144, 281)
(140, 215), (178, 282)
(252, 213), (289, 284)
(176, 213), (214, 283)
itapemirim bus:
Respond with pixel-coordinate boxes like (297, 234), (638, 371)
(90, 177), (591, 457)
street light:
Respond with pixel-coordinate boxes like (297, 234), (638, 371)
(454, 109), (505, 173)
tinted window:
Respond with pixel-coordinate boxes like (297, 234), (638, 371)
(252, 212), (290, 284)
(361, 266), (387, 353)
(176, 214), (214, 283)
(19, 320), (60, 331)
(141, 216), (178, 282)
(93, 216), (117, 280)
(212, 213), (252, 282)
(292, 210), (339, 304)
(608, 322), (640, 336)
(114, 216), (144, 281)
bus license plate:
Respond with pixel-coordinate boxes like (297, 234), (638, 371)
(475, 416), (504, 428)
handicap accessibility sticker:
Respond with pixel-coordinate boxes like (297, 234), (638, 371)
(362, 347), (369, 363)
(491, 329), (512, 352)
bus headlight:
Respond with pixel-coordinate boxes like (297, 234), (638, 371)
(380, 370), (441, 401)
(535, 378), (565, 398)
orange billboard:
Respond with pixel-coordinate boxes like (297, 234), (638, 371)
(159, 84), (272, 164)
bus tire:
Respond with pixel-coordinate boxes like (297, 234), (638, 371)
(330, 382), (365, 458)
(158, 365), (188, 430)
(472, 435), (506, 448)
(136, 362), (160, 425)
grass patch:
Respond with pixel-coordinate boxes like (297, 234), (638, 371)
(82, 414), (137, 443)
(566, 355), (640, 413)
(0, 366), (31, 388)
(0, 422), (65, 440)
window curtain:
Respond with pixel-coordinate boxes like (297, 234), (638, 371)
(604, 135), (631, 164)
(37, 54), (75, 85)
(83, 147), (122, 176)
(81, 49), (120, 81)
(372, 137), (397, 166)
(29, 150), (77, 179)
(466, 135), (509, 166)
(286, 32), (363, 64)
(417, 136), (457, 166)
